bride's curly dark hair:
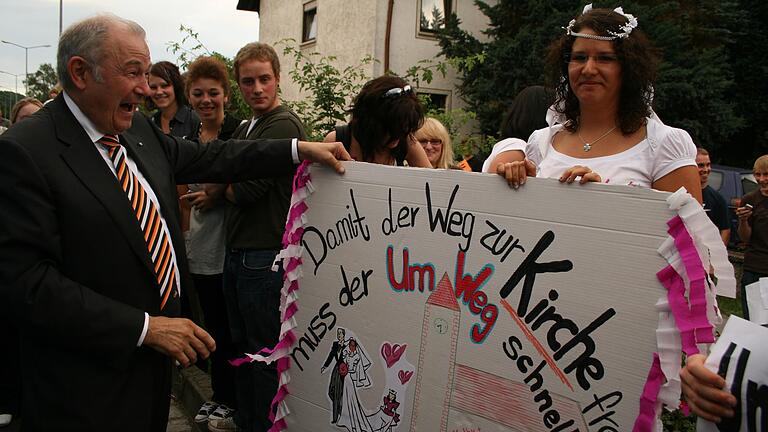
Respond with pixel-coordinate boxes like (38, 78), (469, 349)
(546, 7), (659, 135)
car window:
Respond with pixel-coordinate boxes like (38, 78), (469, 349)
(742, 174), (757, 195)
(709, 171), (724, 191)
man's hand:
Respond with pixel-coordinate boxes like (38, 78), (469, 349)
(297, 141), (352, 174)
(143, 316), (216, 368)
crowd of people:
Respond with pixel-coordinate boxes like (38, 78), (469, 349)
(0, 4), (762, 432)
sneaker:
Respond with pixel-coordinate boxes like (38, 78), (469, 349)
(208, 416), (240, 432)
(194, 401), (219, 423)
(0, 413), (11, 427)
(208, 404), (235, 422)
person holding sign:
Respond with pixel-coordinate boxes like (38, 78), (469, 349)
(493, 5), (701, 203)
(681, 354), (738, 423)
(324, 75), (432, 168)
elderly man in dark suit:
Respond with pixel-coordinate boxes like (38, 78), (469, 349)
(0, 14), (348, 431)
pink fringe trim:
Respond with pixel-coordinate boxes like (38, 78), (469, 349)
(633, 213), (715, 429)
(666, 216), (714, 345)
(229, 161), (314, 432)
(632, 353), (664, 432)
(655, 215), (715, 356)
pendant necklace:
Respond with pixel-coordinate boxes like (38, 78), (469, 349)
(578, 125), (617, 152)
(199, 121), (223, 144)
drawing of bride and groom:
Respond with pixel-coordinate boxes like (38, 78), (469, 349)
(321, 328), (402, 432)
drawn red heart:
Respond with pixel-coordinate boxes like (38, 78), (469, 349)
(380, 343), (407, 368)
(398, 370), (414, 385)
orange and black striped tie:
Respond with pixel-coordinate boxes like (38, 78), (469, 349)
(99, 134), (178, 310)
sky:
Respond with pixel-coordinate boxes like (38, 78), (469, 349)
(0, 0), (260, 94)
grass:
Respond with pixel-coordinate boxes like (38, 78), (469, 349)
(662, 408), (696, 432)
(717, 295), (743, 319)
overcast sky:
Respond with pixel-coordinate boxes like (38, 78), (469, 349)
(1, 0), (260, 94)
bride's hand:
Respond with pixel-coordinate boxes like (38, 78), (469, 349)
(560, 165), (601, 184)
(496, 159), (537, 189)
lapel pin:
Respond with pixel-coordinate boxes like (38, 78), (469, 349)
(138, 142), (144, 147)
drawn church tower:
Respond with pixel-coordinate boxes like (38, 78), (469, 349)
(410, 272), (461, 432)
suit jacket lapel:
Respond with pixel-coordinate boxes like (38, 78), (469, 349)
(53, 99), (157, 279)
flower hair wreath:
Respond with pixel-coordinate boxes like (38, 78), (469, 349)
(564, 3), (638, 41)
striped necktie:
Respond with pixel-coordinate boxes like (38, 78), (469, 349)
(98, 134), (178, 310)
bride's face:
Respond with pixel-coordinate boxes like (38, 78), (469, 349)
(349, 340), (357, 351)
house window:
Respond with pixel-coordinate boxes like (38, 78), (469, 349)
(419, 91), (449, 112)
(419, 0), (452, 34)
(302, 1), (317, 43)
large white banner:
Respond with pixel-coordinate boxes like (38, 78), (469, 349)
(261, 163), (731, 432)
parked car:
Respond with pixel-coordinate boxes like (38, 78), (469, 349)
(709, 164), (757, 247)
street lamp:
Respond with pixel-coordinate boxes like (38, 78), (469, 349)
(1, 40), (52, 94)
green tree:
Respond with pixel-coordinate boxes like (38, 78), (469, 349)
(0, 90), (24, 120)
(24, 63), (58, 102)
(719, 0), (768, 166)
(642, 0), (746, 160)
(436, 1), (572, 137)
(278, 40), (374, 141)
(436, 0), (747, 160)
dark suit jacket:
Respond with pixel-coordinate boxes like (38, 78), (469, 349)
(0, 96), (295, 431)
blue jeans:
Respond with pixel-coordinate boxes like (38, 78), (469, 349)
(223, 249), (283, 432)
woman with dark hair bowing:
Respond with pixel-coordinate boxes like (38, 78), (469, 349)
(147, 60), (200, 138)
(324, 75), (431, 167)
(495, 5), (700, 203)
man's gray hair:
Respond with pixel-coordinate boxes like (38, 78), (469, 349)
(57, 14), (145, 91)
